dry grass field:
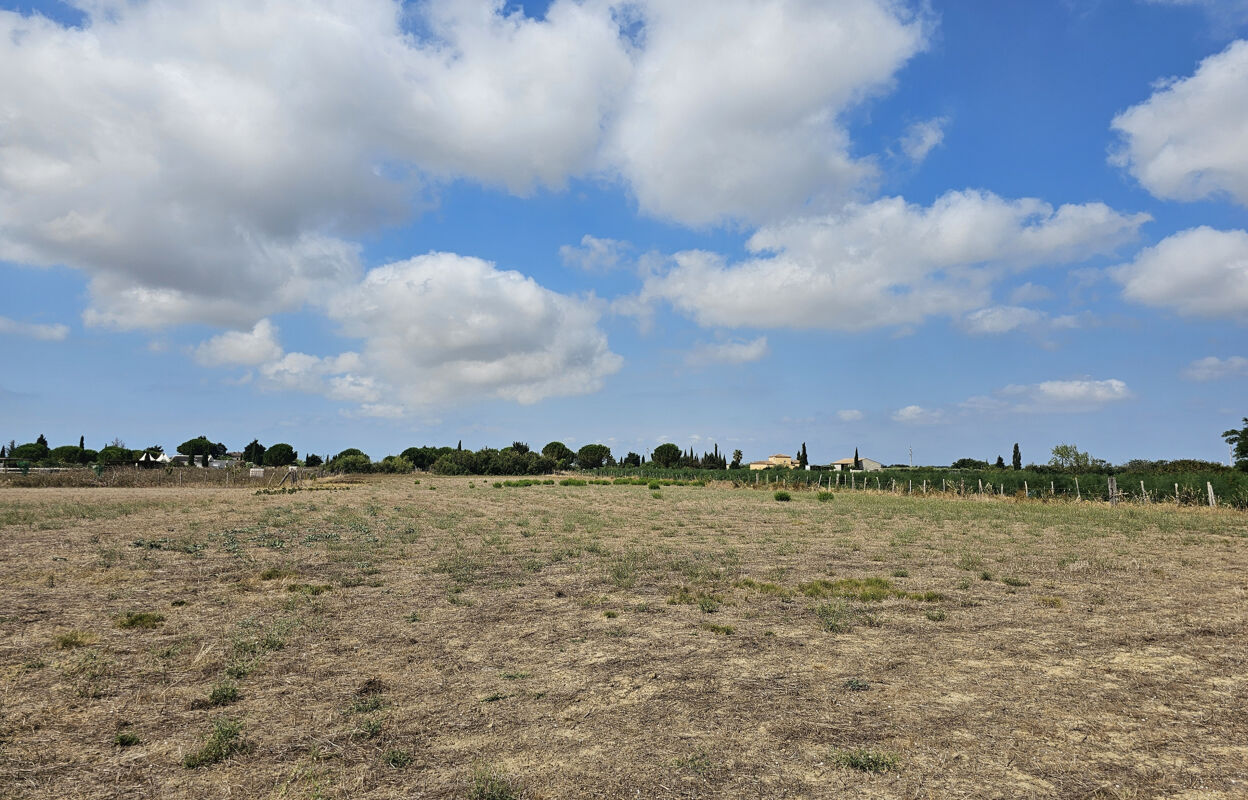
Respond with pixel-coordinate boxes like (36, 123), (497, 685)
(1, 475), (1245, 799)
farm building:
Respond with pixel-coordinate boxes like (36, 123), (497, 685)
(829, 456), (883, 472)
(749, 453), (796, 470)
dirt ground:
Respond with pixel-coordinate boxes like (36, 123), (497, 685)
(0, 475), (1245, 799)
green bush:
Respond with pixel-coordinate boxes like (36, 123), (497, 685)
(774, 491), (791, 502)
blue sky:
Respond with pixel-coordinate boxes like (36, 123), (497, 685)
(1, 0), (1245, 466)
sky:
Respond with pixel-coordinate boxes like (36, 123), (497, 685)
(1, 0), (1246, 466)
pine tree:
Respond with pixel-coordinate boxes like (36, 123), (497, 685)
(995, 455), (1005, 468)
(36, 434), (47, 447)
(1012, 443), (1022, 470)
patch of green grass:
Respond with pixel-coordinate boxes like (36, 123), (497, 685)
(697, 595), (721, 613)
(603, 610), (618, 618)
(891, 568), (909, 578)
(843, 677), (870, 691)
(980, 570), (994, 581)
(54, 630), (96, 649)
(201, 680), (240, 708)
(817, 491), (834, 502)
(773, 491), (791, 502)
(470, 766), (522, 800)
(701, 622), (734, 635)
(1002, 576), (1030, 587)
(259, 567), (296, 580)
(350, 695), (385, 714)
(956, 553), (984, 571)
(736, 577), (793, 598)
(114, 731), (141, 747)
(356, 718), (383, 739)
(831, 747), (899, 773)
(117, 611), (165, 629)
(671, 749), (713, 774)
(908, 591), (946, 603)
(800, 577), (896, 602)
(382, 749), (413, 768)
(925, 609), (948, 621)
(183, 717), (250, 769)
(1038, 596), (1064, 608)
(286, 583), (332, 596)
(648, 481), (661, 490)
(405, 612), (421, 623)
(482, 692), (513, 703)
(814, 599), (854, 633)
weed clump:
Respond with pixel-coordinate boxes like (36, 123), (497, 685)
(470, 766), (522, 800)
(1002, 576), (1030, 587)
(183, 717), (250, 769)
(831, 747), (899, 773)
(701, 622), (734, 635)
(843, 677), (870, 691)
(774, 491), (791, 502)
(117, 611), (165, 629)
(817, 491), (834, 502)
(382, 749), (413, 768)
(114, 731), (141, 747)
(54, 630), (96, 649)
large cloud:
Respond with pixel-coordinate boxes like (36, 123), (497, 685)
(1112, 226), (1248, 317)
(607, 0), (928, 226)
(1111, 39), (1248, 206)
(323, 253), (622, 408)
(642, 190), (1148, 331)
(0, 0), (632, 328)
(0, 0), (937, 330)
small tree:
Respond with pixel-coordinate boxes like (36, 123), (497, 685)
(575, 443), (612, 470)
(995, 455), (1005, 468)
(1012, 443), (1022, 471)
(243, 439), (266, 464)
(305, 453), (323, 467)
(263, 443), (297, 467)
(1048, 443), (1102, 473)
(541, 441), (574, 469)
(622, 451), (641, 467)
(651, 443), (682, 468)
(36, 434), (48, 447)
(731, 449), (743, 469)
(510, 441), (530, 454)
(1223, 418), (1248, 471)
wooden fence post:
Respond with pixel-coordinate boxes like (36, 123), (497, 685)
(1140, 480), (1147, 503)
(1074, 477), (1080, 501)
(1175, 483), (1179, 504)
(1108, 476), (1118, 505)
(1207, 482), (1217, 508)
(1023, 481), (1028, 498)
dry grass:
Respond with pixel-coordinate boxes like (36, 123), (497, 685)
(1, 476), (1246, 798)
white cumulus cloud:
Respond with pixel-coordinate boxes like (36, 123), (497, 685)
(837, 409), (864, 422)
(559, 234), (632, 272)
(1183, 355), (1248, 380)
(194, 319), (284, 367)
(0, 315), (69, 341)
(324, 252), (622, 409)
(685, 337), (769, 366)
(998, 379), (1133, 412)
(1111, 39), (1248, 206)
(606, 0), (929, 226)
(1113, 226), (1248, 318)
(643, 190), (1147, 331)
(900, 116), (948, 162)
(892, 405), (945, 424)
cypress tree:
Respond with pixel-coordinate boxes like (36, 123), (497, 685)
(853, 447), (861, 470)
(79, 435), (85, 450)
(1012, 443), (1022, 470)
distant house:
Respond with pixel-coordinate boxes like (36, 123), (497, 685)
(749, 453), (796, 471)
(829, 456), (883, 472)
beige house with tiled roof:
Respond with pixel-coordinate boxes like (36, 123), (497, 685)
(749, 453), (796, 470)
